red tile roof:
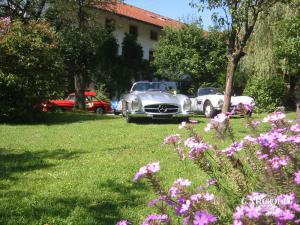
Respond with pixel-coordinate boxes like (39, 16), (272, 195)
(95, 1), (182, 28)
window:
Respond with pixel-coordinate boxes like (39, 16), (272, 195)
(149, 50), (154, 61)
(150, 30), (158, 41)
(105, 18), (115, 29)
(129, 25), (138, 37)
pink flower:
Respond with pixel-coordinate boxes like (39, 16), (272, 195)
(189, 142), (211, 160)
(133, 162), (160, 182)
(190, 194), (202, 203)
(207, 179), (217, 186)
(265, 156), (290, 170)
(179, 121), (187, 129)
(174, 178), (192, 187)
(294, 171), (300, 185)
(142, 214), (168, 225)
(164, 134), (180, 144)
(262, 112), (286, 123)
(178, 199), (191, 214)
(116, 220), (130, 225)
(213, 113), (229, 123)
(220, 141), (244, 157)
(204, 123), (213, 132)
(189, 119), (199, 124)
(290, 124), (300, 133)
(193, 210), (217, 225)
(203, 192), (214, 201)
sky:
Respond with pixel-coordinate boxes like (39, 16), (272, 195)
(124, 0), (218, 29)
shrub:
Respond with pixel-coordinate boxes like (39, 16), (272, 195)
(0, 20), (66, 121)
(243, 75), (287, 112)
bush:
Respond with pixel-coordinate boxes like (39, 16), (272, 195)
(0, 20), (66, 121)
(243, 75), (287, 112)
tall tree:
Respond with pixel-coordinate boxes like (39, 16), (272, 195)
(46, 0), (117, 110)
(190, 0), (285, 113)
(0, 0), (47, 20)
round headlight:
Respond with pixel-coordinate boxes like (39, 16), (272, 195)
(183, 98), (192, 111)
(218, 99), (224, 106)
(131, 98), (140, 111)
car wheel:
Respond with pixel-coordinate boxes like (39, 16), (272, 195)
(95, 107), (104, 115)
(113, 110), (121, 115)
(204, 101), (216, 118)
(180, 117), (189, 122)
(53, 107), (65, 113)
(246, 110), (252, 117)
(126, 114), (134, 123)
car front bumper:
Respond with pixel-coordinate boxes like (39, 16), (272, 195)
(127, 111), (194, 119)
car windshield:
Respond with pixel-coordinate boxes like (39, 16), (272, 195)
(66, 95), (75, 101)
(197, 88), (220, 96)
(131, 82), (167, 92)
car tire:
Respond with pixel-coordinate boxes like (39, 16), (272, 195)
(53, 106), (65, 113)
(126, 115), (134, 123)
(204, 101), (217, 118)
(180, 117), (189, 122)
(246, 110), (252, 117)
(95, 107), (104, 115)
(113, 110), (121, 115)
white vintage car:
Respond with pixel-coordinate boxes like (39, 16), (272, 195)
(121, 81), (193, 123)
(191, 87), (255, 118)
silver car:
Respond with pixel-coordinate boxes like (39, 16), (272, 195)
(121, 81), (193, 123)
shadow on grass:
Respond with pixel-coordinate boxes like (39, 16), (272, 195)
(3, 112), (119, 125)
(0, 179), (149, 225)
(132, 118), (205, 125)
(0, 148), (83, 184)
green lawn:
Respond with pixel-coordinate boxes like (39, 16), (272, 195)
(0, 112), (295, 225)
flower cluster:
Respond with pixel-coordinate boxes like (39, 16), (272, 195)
(167, 178), (217, 224)
(133, 162), (160, 182)
(204, 113), (229, 132)
(142, 214), (168, 225)
(116, 220), (130, 225)
(262, 112), (286, 123)
(164, 134), (181, 145)
(291, 123), (300, 133)
(233, 192), (300, 225)
(184, 211), (217, 225)
(119, 112), (300, 225)
(184, 138), (212, 161)
(229, 103), (254, 116)
(0, 17), (10, 34)
(219, 141), (244, 157)
(295, 171), (300, 185)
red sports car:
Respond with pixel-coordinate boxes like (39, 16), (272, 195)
(42, 91), (112, 114)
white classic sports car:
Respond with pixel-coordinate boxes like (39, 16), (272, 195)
(121, 81), (193, 123)
(191, 87), (255, 118)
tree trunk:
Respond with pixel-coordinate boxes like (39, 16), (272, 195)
(297, 102), (300, 119)
(296, 83), (300, 119)
(74, 74), (86, 110)
(222, 57), (238, 113)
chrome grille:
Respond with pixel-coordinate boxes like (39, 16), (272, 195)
(144, 104), (179, 114)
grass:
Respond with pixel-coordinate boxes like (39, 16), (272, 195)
(0, 112), (296, 225)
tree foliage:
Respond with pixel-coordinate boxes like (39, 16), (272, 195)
(0, 0), (48, 20)
(190, 0), (285, 112)
(0, 20), (65, 121)
(45, 0), (117, 109)
(244, 75), (287, 112)
(153, 25), (227, 91)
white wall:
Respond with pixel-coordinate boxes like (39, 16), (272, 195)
(98, 11), (162, 60)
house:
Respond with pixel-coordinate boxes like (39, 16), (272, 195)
(95, 1), (182, 60)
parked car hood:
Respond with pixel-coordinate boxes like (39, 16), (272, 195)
(135, 91), (180, 105)
(231, 96), (254, 105)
